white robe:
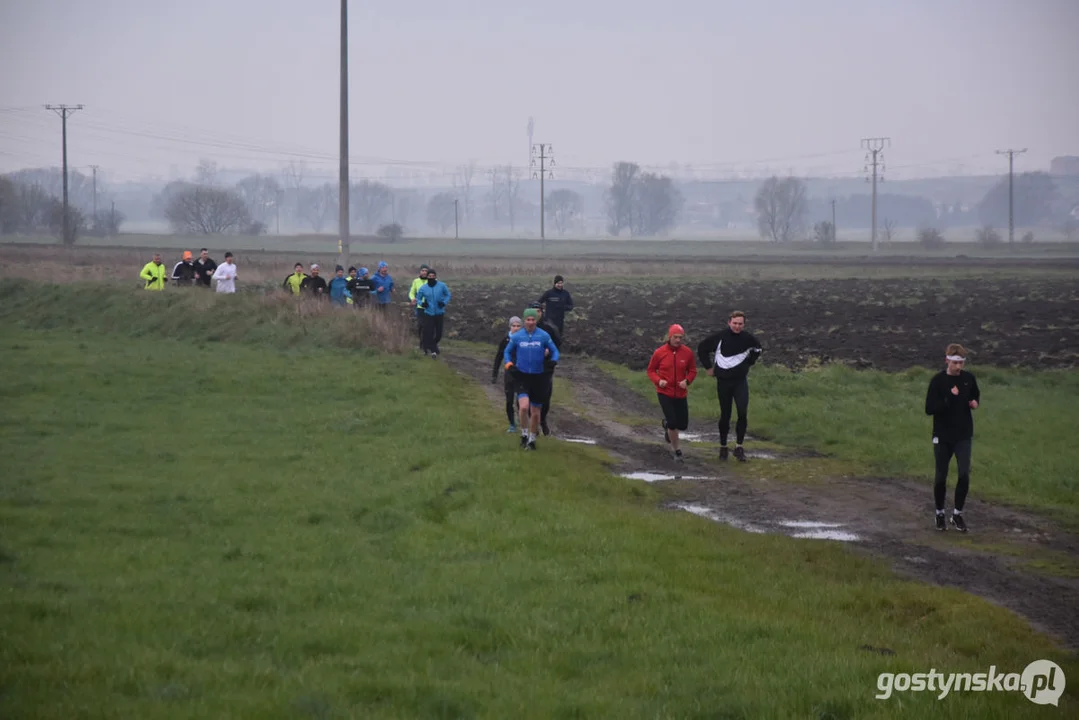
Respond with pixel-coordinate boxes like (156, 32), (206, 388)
(212, 262), (237, 293)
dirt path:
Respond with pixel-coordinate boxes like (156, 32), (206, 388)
(442, 346), (1079, 651)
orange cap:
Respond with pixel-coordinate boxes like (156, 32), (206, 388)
(183, 250), (193, 260)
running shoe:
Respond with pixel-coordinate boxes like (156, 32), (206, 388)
(506, 424), (517, 434)
(935, 513), (947, 531)
(733, 446), (746, 462)
(719, 446), (729, 461)
(950, 513), (968, 532)
(526, 440), (537, 451)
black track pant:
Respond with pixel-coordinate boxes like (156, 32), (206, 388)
(540, 371), (554, 425)
(933, 438), (972, 511)
(420, 314), (444, 354)
(504, 377), (516, 425)
(717, 377), (749, 446)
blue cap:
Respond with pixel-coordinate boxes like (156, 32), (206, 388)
(378, 261), (388, 269)
(359, 267), (369, 276)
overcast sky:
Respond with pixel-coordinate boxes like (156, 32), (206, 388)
(1, 0), (1077, 183)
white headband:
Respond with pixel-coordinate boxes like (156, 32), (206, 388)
(946, 355), (966, 362)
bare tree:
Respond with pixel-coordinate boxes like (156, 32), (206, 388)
(631, 173), (682, 236)
(235, 174), (282, 227)
(350, 179), (394, 232)
(546, 189), (583, 235)
(195, 159), (220, 186)
(503, 165), (521, 232)
(14, 182), (55, 232)
(754, 176), (807, 242)
(426, 192), (457, 234)
(455, 161), (476, 225)
(882, 217), (896, 244)
(296, 183), (336, 232)
(605, 162), (639, 236)
(282, 160), (306, 191)
(488, 167), (504, 222)
(975, 225), (1002, 247)
(164, 184), (252, 234)
(49, 202), (86, 245)
(392, 189), (419, 232)
(813, 220), (836, 245)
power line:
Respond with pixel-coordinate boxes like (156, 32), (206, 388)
(44, 104), (84, 244)
(861, 137), (890, 251)
(995, 148), (1027, 245)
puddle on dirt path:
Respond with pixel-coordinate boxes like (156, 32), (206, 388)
(621, 471), (713, 482)
(671, 504), (862, 542)
(561, 437), (598, 445)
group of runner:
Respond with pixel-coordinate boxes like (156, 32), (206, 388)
(140, 249), (236, 292)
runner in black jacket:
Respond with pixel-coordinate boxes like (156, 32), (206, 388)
(531, 301), (563, 436)
(696, 310), (762, 461)
(492, 316), (523, 432)
(925, 343), (981, 532)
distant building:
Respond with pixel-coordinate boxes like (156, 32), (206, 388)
(1050, 156), (1079, 176)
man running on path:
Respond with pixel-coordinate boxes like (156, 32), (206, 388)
(925, 343), (981, 532)
(211, 252), (237, 293)
(537, 274), (574, 335)
(192, 248), (217, 288)
(372, 261), (395, 309)
(492, 316), (523, 433)
(696, 310), (763, 461)
(409, 265), (430, 342)
(283, 263), (308, 296)
(328, 265), (350, 306)
(140, 253), (167, 291)
(171, 251), (197, 286)
(647, 323), (697, 463)
(300, 264), (328, 299)
(504, 308), (559, 450)
(346, 267), (375, 308)
(527, 302), (563, 435)
(415, 268), (451, 358)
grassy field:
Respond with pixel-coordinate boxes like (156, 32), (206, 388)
(596, 360), (1079, 529)
(2, 286), (1076, 718)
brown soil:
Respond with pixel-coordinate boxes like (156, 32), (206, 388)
(442, 346), (1079, 652)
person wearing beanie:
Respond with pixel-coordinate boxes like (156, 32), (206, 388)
(373, 261), (394, 309)
(503, 307), (559, 450)
(346, 266), (375, 308)
(696, 310), (763, 462)
(171, 251), (197, 286)
(300, 263), (328, 299)
(414, 268), (451, 357)
(327, 265), (350, 306)
(537, 274), (574, 335)
(647, 323), (698, 463)
(408, 264), (431, 341)
(282, 263), (308, 296)
(492, 316), (523, 433)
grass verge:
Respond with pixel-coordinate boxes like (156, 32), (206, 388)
(1, 291), (1077, 717)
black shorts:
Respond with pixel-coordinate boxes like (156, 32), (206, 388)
(514, 372), (548, 406)
(657, 394), (689, 431)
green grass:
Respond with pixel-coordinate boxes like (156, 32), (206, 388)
(2, 288), (1078, 717)
(595, 359), (1079, 528)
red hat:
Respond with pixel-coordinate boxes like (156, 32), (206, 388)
(668, 324), (685, 338)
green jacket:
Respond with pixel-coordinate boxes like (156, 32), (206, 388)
(140, 261), (167, 290)
(283, 271), (307, 296)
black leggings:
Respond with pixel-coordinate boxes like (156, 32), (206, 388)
(420, 314), (444, 353)
(504, 378), (516, 425)
(717, 377), (749, 445)
(658, 394), (689, 431)
(540, 372), (554, 424)
(934, 438), (972, 511)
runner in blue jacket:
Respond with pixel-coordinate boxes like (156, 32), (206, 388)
(415, 268), (451, 357)
(503, 308), (559, 450)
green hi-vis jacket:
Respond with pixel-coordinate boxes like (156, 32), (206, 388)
(140, 261), (167, 290)
(283, 271), (307, 296)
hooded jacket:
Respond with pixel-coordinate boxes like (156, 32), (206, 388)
(328, 275), (350, 304)
(415, 280), (451, 316)
(538, 286), (574, 326)
(647, 342), (698, 399)
(373, 270), (395, 304)
(283, 271), (308, 295)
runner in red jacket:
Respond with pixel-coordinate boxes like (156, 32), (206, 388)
(646, 323), (698, 463)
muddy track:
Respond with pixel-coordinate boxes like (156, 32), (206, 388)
(442, 347), (1079, 652)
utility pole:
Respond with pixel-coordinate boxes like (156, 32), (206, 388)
(110, 200), (116, 237)
(338, 0), (350, 268)
(861, 137), (889, 251)
(89, 164), (99, 220)
(531, 143), (554, 248)
(454, 199), (459, 239)
(996, 148), (1027, 245)
(45, 104), (84, 244)
(831, 198), (837, 243)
